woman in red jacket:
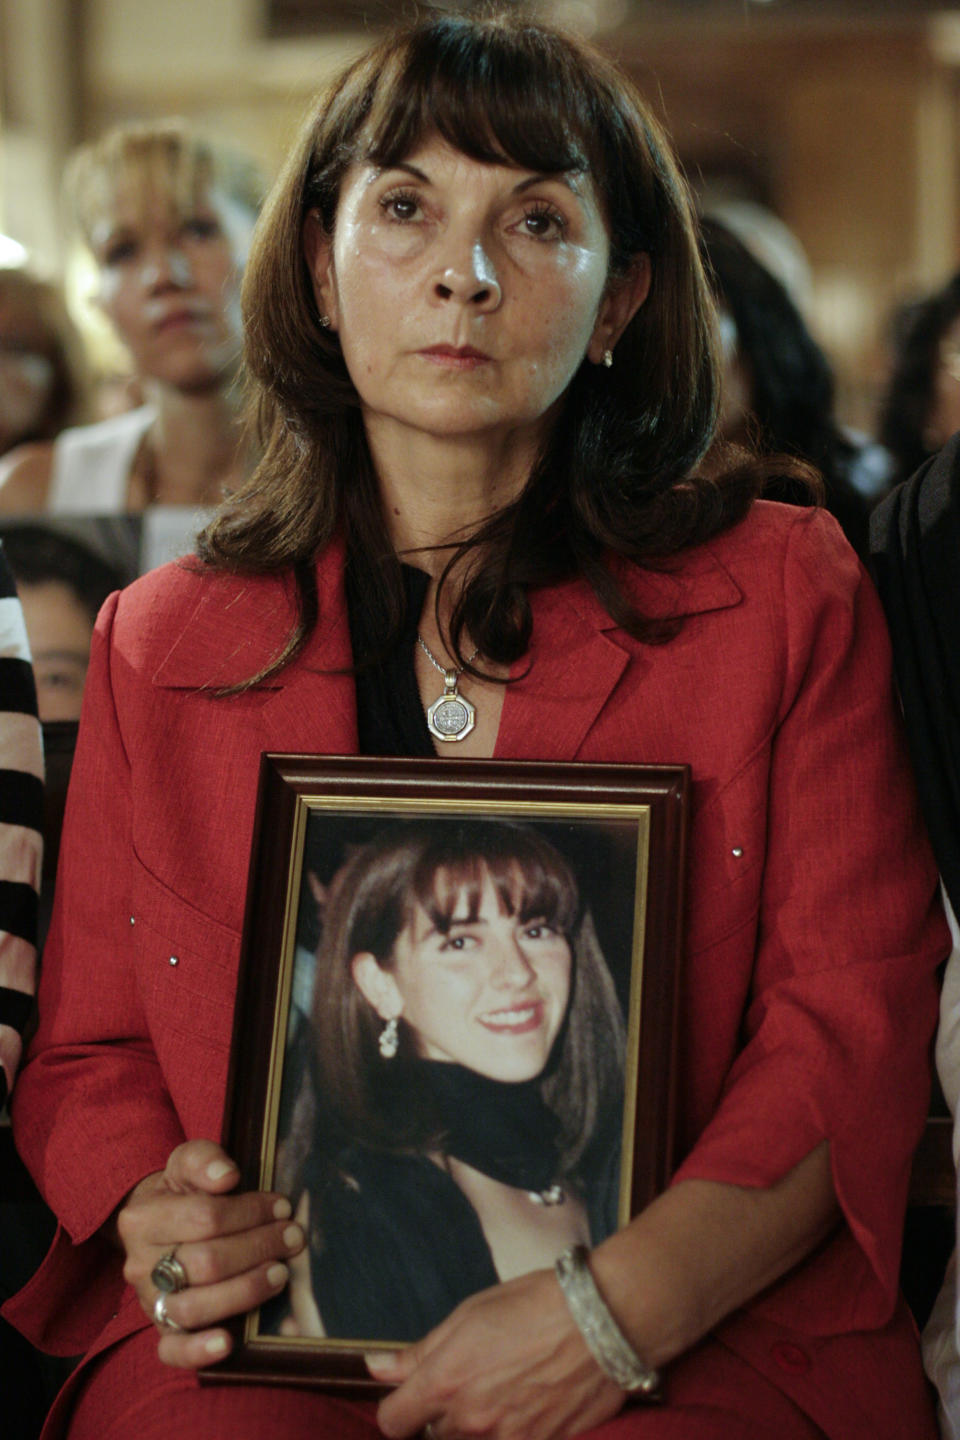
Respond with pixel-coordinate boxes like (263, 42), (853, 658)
(5, 11), (948, 1439)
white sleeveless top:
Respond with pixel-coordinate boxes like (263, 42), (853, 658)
(47, 405), (212, 573)
(48, 405), (155, 513)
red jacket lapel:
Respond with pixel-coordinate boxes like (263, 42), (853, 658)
(499, 553), (742, 761)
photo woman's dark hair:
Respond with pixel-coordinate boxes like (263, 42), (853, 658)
(198, 9), (774, 684)
(278, 820), (626, 1200)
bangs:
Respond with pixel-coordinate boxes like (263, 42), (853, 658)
(71, 137), (215, 245)
(412, 838), (579, 937)
(67, 123), (261, 250)
(358, 20), (596, 184)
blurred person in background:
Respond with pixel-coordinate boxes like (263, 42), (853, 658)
(0, 268), (90, 461)
(871, 429), (960, 1440)
(878, 272), (960, 488)
(699, 215), (886, 560)
(0, 121), (263, 522)
(0, 523), (128, 723)
(0, 541), (42, 1108)
(0, 539), (45, 1440)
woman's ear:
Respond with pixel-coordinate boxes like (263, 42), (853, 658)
(587, 253), (652, 366)
(302, 208), (339, 330)
(351, 952), (403, 1022)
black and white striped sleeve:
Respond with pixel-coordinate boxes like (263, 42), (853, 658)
(0, 544), (43, 1109)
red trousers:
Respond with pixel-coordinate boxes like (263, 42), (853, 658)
(62, 1325), (827, 1440)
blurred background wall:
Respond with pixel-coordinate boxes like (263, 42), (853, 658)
(3, 0), (960, 429)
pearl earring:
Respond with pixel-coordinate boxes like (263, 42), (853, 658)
(379, 1016), (399, 1059)
(602, 348), (614, 369)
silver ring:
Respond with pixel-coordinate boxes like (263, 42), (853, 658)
(153, 1291), (184, 1332)
(151, 1250), (189, 1294)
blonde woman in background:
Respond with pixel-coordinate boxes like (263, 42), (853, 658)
(0, 122), (262, 535)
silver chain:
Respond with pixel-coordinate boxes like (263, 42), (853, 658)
(416, 632), (479, 677)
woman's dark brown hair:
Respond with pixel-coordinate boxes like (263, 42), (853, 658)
(878, 271), (960, 486)
(199, 9), (764, 683)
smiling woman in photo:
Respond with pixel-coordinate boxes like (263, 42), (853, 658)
(275, 820), (625, 1344)
(2, 12), (948, 1440)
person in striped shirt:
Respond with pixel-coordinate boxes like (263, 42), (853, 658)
(0, 542), (43, 1108)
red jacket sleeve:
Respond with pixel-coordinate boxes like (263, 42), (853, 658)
(8, 594), (185, 1347)
(672, 509), (949, 1332)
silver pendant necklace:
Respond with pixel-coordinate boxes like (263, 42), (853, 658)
(417, 633), (480, 742)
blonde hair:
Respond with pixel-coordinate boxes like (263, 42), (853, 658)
(64, 118), (265, 251)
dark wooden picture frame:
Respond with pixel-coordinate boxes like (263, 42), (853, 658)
(210, 755), (688, 1389)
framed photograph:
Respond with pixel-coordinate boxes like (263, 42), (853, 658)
(210, 755), (688, 1389)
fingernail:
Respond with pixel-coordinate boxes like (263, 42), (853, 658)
(273, 1197), (292, 1220)
(206, 1160), (236, 1182)
(365, 1349), (400, 1372)
(267, 1263), (289, 1287)
(283, 1224), (303, 1250)
(205, 1334), (229, 1356)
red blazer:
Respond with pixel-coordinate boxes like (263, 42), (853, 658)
(5, 502), (948, 1438)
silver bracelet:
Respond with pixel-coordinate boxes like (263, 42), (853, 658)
(554, 1244), (660, 1397)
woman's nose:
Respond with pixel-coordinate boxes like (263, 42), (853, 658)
(141, 246), (193, 291)
(490, 937), (536, 988)
(432, 240), (502, 311)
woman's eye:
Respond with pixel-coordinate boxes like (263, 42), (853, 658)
(522, 919), (556, 940)
(439, 932), (477, 953)
(519, 205), (566, 240)
(182, 216), (221, 241)
(103, 239), (138, 265)
(380, 191), (422, 223)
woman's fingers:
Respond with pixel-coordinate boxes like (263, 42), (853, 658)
(366, 1346), (420, 1385)
(125, 1209), (303, 1300)
(112, 1137), (305, 1354)
(153, 1257), (291, 1336)
(156, 1327), (235, 1371)
(120, 1184), (292, 1256)
(163, 1139), (242, 1195)
(164, 1214), (303, 1289)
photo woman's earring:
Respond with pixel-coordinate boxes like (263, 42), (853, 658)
(319, 314), (331, 329)
(602, 348), (614, 368)
(379, 1016), (399, 1059)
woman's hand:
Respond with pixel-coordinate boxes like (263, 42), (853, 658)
(366, 1268), (624, 1440)
(366, 1145), (839, 1440)
(115, 1138), (305, 1369)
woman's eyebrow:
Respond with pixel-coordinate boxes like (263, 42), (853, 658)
(413, 908), (483, 941)
(513, 172), (586, 199)
(446, 912), (487, 928)
(369, 163), (585, 199)
(369, 161), (430, 185)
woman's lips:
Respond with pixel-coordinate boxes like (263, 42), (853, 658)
(419, 344), (491, 370)
(152, 309), (210, 334)
(478, 1001), (543, 1034)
